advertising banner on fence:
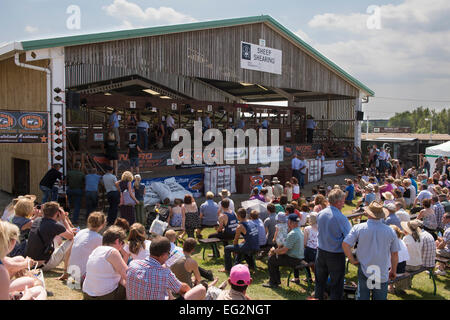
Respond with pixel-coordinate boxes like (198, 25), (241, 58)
(323, 160), (337, 175)
(142, 174), (204, 198)
(93, 151), (172, 171)
(249, 146), (284, 164)
(240, 41), (282, 75)
(0, 111), (48, 143)
(307, 159), (321, 183)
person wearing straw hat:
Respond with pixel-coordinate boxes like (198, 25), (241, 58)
(382, 191), (395, 206)
(271, 177), (284, 199)
(342, 201), (400, 300)
(400, 219), (425, 287)
(218, 189), (234, 215)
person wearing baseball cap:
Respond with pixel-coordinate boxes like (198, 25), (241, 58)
(263, 213), (305, 288)
(343, 201), (400, 300)
(217, 264), (252, 300)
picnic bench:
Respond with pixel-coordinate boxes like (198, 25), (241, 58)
(286, 260), (314, 292)
(199, 238), (222, 260)
(388, 266), (437, 296)
(347, 210), (366, 225)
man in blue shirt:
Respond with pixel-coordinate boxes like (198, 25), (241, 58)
(306, 115), (317, 143)
(343, 201), (399, 300)
(203, 114), (212, 132)
(263, 214), (305, 288)
(383, 203), (402, 229)
(198, 191), (219, 238)
(108, 109), (120, 147)
(314, 189), (352, 300)
(85, 168), (102, 216)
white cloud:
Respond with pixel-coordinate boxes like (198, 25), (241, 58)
(102, 0), (197, 28)
(294, 29), (313, 45)
(24, 26), (39, 34)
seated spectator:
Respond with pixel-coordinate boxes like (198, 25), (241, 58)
(263, 214), (305, 288)
(25, 202), (75, 272)
(260, 188), (269, 203)
(413, 184), (433, 208)
(198, 192), (219, 238)
(218, 189), (235, 215)
(249, 210), (267, 248)
(394, 201), (411, 223)
(418, 199), (437, 239)
(383, 203), (402, 229)
(273, 212), (288, 247)
(8, 197), (35, 257)
(401, 220), (425, 289)
(217, 264), (252, 300)
(208, 199), (238, 248)
(114, 217), (130, 234)
(0, 221), (46, 300)
(249, 187), (265, 202)
(388, 225), (410, 294)
(82, 225), (128, 300)
(123, 223), (151, 262)
(223, 208), (259, 273)
(263, 179), (274, 200)
(435, 213), (450, 275)
(382, 192), (395, 206)
(344, 179), (355, 205)
(65, 211), (106, 285)
(126, 236), (206, 300)
(170, 238), (203, 288)
(393, 189), (406, 209)
(168, 198), (184, 230)
(264, 203), (277, 249)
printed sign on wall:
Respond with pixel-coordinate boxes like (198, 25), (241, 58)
(240, 41), (282, 75)
(0, 111), (48, 143)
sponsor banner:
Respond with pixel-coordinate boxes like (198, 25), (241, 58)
(224, 147), (248, 161)
(284, 144), (321, 159)
(249, 146), (284, 164)
(0, 111), (48, 143)
(307, 159), (321, 183)
(249, 175), (264, 191)
(323, 160), (337, 175)
(92, 151), (172, 170)
(241, 41), (282, 75)
(142, 174), (204, 198)
(335, 159), (345, 169)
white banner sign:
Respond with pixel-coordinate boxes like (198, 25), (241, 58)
(323, 160), (337, 175)
(240, 41), (282, 75)
(249, 146), (284, 164)
(224, 147), (248, 161)
(307, 159), (321, 183)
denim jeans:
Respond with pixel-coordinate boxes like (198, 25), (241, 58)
(85, 191), (98, 216)
(40, 185), (59, 204)
(137, 128), (148, 150)
(67, 188), (83, 223)
(314, 248), (346, 300)
(356, 266), (388, 300)
(224, 244), (257, 272)
(299, 172), (305, 189)
(106, 191), (120, 225)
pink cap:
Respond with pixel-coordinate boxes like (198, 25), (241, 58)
(229, 264), (251, 286)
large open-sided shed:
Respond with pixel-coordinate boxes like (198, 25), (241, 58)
(0, 15), (373, 198)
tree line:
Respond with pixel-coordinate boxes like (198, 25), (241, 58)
(387, 107), (449, 134)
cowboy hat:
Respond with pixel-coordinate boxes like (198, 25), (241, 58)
(221, 189), (231, 197)
(382, 191), (394, 200)
(272, 177), (281, 184)
(364, 201), (389, 220)
(401, 219), (423, 235)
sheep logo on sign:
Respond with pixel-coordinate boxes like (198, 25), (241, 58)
(242, 43), (251, 60)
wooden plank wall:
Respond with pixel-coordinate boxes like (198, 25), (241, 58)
(65, 22), (359, 100)
(0, 55), (48, 199)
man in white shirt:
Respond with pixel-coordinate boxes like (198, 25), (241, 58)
(414, 184), (433, 207)
(378, 148), (388, 172)
(394, 201), (411, 223)
(165, 114), (176, 146)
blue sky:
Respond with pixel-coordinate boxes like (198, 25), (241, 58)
(2, 0), (449, 119)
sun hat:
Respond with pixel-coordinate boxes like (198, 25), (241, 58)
(287, 213), (300, 223)
(272, 177), (281, 184)
(365, 184), (374, 191)
(221, 189), (231, 197)
(229, 264), (251, 286)
(382, 191), (394, 200)
(401, 219), (423, 235)
(384, 202), (397, 214)
(365, 201), (389, 219)
(276, 212), (287, 223)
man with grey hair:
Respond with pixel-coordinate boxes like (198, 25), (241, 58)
(314, 189), (352, 300)
(394, 201), (410, 223)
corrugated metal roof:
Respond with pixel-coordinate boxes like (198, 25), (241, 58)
(362, 133), (450, 141)
(17, 15), (374, 96)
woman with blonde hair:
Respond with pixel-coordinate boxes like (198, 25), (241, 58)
(123, 223), (151, 262)
(116, 171), (139, 226)
(133, 175), (146, 225)
(104, 131), (119, 176)
(0, 221), (46, 300)
(8, 198), (35, 257)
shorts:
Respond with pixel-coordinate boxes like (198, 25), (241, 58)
(129, 157), (139, 167)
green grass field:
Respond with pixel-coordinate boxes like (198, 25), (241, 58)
(43, 200), (449, 300)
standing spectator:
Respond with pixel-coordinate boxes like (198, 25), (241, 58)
(272, 177), (284, 199)
(317, 150), (325, 181)
(291, 177), (300, 200)
(298, 155), (307, 189)
(39, 163), (62, 204)
(388, 225), (410, 294)
(165, 113), (176, 147)
(126, 236), (205, 300)
(25, 202), (74, 271)
(263, 179), (274, 201)
(126, 111), (137, 128)
(343, 202), (399, 300)
(218, 189), (235, 215)
(108, 109), (120, 148)
(284, 182), (293, 202)
(418, 199), (437, 239)
(85, 168), (101, 217)
(127, 134), (142, 175)
(344, 179), (355, 205)
(435, 213), (450, 275)
(168, 199), (184, 229)
(103, 132), (119, 177)
(314, 189), (351, 300)
(133, 175), (146, 226)
(182, 195), (200, 239)
(263, 214), (305, 288)
(217, 264), (252, 300)
(198, 192), (219, 238)
(202, 114), (212, 132)
(296, 212), (318, 283)
(82, 226), (128, 300)
(102, 166), (120, 226)
(306, 115), (317, 143)
(117, 171), (139, 226)
(223, 208), (259, 273)
(136, 117), (149, 151)
(291, 153), (302, 184)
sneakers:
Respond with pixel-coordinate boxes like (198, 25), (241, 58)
(435, 269), (446, 276)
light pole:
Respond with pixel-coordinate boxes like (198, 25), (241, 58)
(425, 118), (432, 142)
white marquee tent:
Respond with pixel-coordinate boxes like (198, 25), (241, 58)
(425, 141), (450, 173)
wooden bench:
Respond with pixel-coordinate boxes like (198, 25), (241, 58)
(286, 260), (314, 292)
(436, 255), (449, 269)
(347, 210), (366, 226)
(199, 238), (222, 260)
(388, 266), (437, 296)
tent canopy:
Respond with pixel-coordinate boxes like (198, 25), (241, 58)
(425, 141), (450, 173)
